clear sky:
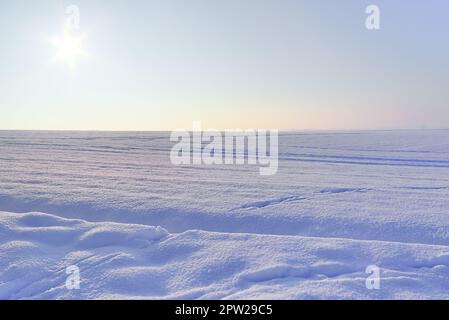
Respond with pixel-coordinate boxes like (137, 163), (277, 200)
(1, 0), (448, 130)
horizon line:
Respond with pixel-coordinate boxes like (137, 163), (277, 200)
(1, 127), (448, 133)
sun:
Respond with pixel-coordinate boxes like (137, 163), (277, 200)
(50, 29), (87, 68)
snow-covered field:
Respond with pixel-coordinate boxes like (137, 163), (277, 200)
(1, 130), (449, 299)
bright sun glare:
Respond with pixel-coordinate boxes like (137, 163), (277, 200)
(50, 30), (87, 68)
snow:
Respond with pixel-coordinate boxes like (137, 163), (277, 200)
(1, 130), (449, 299)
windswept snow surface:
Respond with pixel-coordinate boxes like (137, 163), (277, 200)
(1, 130), (449, 299)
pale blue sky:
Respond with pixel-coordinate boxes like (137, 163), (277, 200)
(1, 0), (448, 130)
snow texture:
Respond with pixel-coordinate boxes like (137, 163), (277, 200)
(1, 130), (449, 299)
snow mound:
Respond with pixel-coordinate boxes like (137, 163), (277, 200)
(1, 211), (449, 299)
